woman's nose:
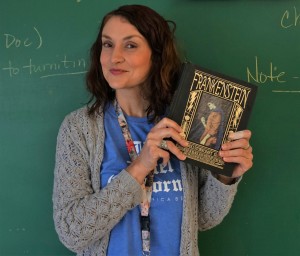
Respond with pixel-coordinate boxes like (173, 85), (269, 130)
(111, 46), (125, 64)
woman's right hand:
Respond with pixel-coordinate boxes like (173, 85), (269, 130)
(126, 117), (188, 184)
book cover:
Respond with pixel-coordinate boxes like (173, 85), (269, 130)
(167, 62), (257, 176)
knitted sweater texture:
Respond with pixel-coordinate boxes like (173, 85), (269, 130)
(53, 106), (239, 256)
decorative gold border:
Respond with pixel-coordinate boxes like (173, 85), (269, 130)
(178, 69), (250, 170)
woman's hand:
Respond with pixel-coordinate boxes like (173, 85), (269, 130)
(219, 130), (253, 180)
(126, 117), (188, 184)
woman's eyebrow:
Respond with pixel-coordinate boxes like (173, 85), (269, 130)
(101, 34), (144, 41)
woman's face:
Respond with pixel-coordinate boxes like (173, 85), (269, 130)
(100, 16), (152, 91)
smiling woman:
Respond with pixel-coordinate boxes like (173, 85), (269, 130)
(53, 4), (253, 256)
(100, 16), (152, 108)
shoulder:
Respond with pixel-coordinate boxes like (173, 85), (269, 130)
(63, 105), (103, 126)
(64, 106), (94, 121)
(59, 105), (104, 137)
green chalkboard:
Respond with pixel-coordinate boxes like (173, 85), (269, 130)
(1, 0), (299, 255)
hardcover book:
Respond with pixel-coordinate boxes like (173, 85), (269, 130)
(167, 62), (257, 177)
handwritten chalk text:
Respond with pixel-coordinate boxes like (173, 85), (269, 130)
(281, 6), (300, 29)
(4, 27), (42, 49)
(247, 56), (300, 93)
(2, 55), (87, 78)
(2, 27), (88, 79)
(247, 56), (286, 84)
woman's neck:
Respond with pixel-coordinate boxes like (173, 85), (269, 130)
(115, 89), (148, 118)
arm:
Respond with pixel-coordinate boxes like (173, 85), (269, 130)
(197, 129), (252, 230)
(52, 112), (142, 253)
(198, 169), (240, 231)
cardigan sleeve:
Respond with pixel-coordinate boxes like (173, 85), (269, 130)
(52, 110), (143, 253)
(198, 169), (240, 231)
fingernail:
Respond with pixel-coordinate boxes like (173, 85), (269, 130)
(180, 132), (186, 139)
(228, 131), (234, 141)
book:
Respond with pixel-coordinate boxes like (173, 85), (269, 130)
(167, 62), (257, 177)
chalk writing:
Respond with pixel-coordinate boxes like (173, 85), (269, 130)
(247, 56), (286, 84)
(2, 27), (88, 79)
(281, 6), (300, 29)
(4, 26), (42, 49)
(246, 56), (300, 93)
(8, 227), (26, 232)
(2, 55), (87, 78)
(272, 90), (300, 93)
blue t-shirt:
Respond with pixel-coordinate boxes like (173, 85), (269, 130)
(100, 103), (183, 256)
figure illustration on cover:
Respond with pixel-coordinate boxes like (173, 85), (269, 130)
(188, 93), (232, 150)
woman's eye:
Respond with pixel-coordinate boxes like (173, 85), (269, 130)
(126, 43), (137, 49)
(102, 41), (112, 48)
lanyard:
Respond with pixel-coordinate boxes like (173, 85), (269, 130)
(114, 100), (154, 255)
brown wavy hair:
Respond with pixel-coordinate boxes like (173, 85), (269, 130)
(86, 4), (182, 120)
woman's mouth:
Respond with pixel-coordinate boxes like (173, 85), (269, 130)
(110, 68), (128, 75)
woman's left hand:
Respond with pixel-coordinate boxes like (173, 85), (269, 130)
(219, 130), (253, 179)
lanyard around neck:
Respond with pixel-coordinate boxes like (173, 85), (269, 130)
(114, 99), (154, 255)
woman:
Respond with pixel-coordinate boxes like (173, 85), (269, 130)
(53, 4), (253, 256)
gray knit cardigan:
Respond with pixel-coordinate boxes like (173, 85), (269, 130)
(53, 106), (239, 256)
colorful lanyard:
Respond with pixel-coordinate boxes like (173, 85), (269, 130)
(114, 100), (154, 255)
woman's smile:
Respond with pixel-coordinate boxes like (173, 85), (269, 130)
(100, 16), (152, 90)
(109, 68), (128, 76)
